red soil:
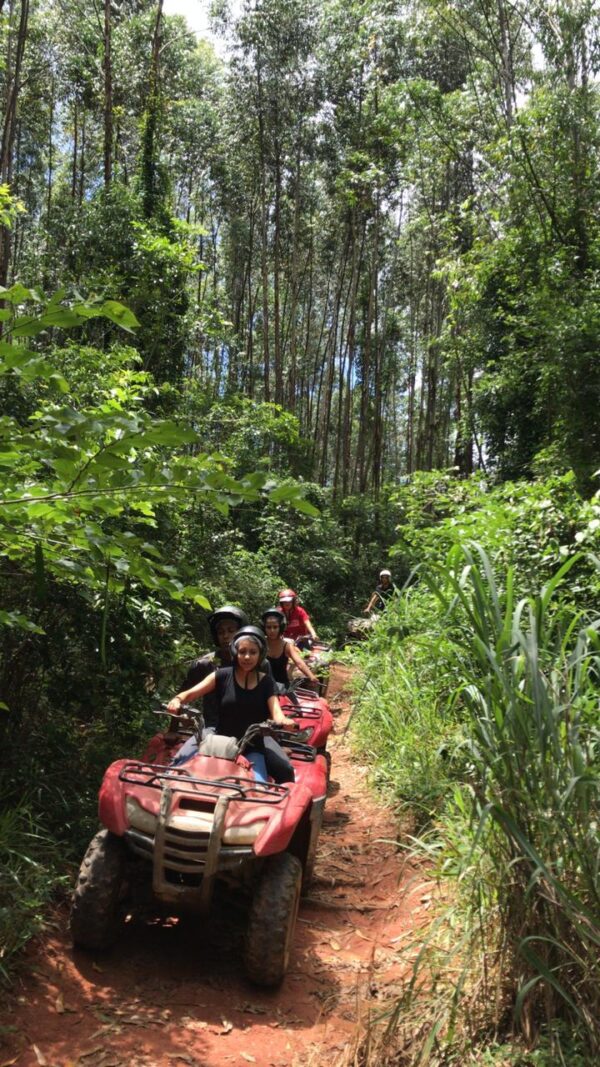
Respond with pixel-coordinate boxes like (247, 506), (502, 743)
(1, 667), (431, 1067)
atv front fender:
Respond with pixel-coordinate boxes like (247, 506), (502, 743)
(253, 782), (314, 857)
(98, 759), (132, 835)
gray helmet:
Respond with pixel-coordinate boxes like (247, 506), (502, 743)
(207, 605), (248, 643)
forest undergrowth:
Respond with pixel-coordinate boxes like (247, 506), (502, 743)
(348, 473), (600, 1065)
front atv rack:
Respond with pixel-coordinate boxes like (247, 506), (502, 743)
(118, 762), (292, 913)
(119, 761), (289, 803)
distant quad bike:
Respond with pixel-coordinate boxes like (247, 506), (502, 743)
(346, 613), (379, 642)
(290, 637), (333, 697)
(70, 703), (332, 987)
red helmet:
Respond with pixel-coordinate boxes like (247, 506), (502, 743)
(278, 588), (297, 603)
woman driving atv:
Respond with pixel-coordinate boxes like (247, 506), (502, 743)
(168, 625), (297, 783)
(278, 588), (317, 647)
(261, 607), (319, 689)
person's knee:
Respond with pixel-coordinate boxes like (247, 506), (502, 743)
(278, 763), (295, 783)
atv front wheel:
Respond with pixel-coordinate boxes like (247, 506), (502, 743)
(244, 852), (302, 986)
(70, 829), (127, 950)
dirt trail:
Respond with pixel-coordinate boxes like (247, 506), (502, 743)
(1, 667), (430, 1067)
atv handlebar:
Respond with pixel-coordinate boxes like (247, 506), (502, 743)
(157, 702), (205, 741)
(236, 719), (298, 756)
(155, 701), (198, 718)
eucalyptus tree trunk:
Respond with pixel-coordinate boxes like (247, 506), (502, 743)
(273, 147), (283, 404)
(286, 149), (303, 411)
(355, 217), (379, 494)
(0, 0), (29, 287)
(71, 98), (78, 201)
(141, 0), (164, 218)
(255, 60), (271, 402)
(78, 109), (86, 204)
(103, 0), (112, 187)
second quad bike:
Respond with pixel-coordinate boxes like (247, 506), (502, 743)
(70, 706), (331, 986)
(291, 638), (333, 696)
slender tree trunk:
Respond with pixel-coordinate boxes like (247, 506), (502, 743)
(0, 0), (29, 287)
(286, 150), (302, 411)
(273, 147), (283, 404)
(71, 97), (78, 200)
(141, 0), (163, 217)
(79, 109), (86, 204)
(496, 0), (515, 126)
(315, 242), (349, 482)
(103, 0), (112, 188)
(255, 61), (271, 402)
(355, 219), (378, 494)
(43, 80), (55, 288)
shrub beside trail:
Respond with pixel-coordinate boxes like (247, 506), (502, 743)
(350, 473), (600, 1064)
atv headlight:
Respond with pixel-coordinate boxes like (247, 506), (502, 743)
(126, 796), (158, 835)
(222, 820), (267, 845)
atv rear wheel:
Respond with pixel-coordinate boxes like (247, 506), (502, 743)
(244, 852), (302, 986)
(70, 830), (127, 950)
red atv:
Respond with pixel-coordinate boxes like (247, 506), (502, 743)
(290, 638), (333, 697)
(279, 684), (333, 759)
(70, 708), (330, 986)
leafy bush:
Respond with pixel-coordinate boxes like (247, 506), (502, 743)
(391, 470), (600, 607)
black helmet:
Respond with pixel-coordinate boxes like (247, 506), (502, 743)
(260, 607), (286, 634)
(230, 624), (267, 662)
(208, 605), (248, 643)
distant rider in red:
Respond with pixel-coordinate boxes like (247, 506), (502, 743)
(277, 588), (317, 648)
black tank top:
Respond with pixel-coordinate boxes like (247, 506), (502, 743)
(214, 667), (275, 738)
(266, 649), (289, 686)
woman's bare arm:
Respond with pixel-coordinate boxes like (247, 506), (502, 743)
(267, 694), (296, 728)
(286, 640), (318, 682)
(167, 671), (217, 713)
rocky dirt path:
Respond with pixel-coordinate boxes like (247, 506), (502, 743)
(1, 667), (430, 1067)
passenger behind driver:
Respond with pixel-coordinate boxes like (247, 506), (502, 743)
(170, 605), (247, 767)
(168, 626), (296, 784)
(181, 605), (248, 733)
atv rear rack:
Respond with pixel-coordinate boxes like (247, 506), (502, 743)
(119, 762), (288, 804)
(284, 703), (320, 719)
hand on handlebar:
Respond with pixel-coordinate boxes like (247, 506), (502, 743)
(165, 698), (197, 716)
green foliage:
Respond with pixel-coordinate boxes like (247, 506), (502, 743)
(351, 477), (600, 1060)
(0, 800), (67, 982)
(391, 470), (600, 606)
(351, 588), (465, 819)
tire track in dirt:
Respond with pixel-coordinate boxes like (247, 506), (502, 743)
(1, 666), (431, 1067)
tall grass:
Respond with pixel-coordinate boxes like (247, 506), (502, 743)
(424, 545), (600, 1046)
(0, 799), (67, 982)
(350, 587), (468, 823)
(352, 544), (600, 1062)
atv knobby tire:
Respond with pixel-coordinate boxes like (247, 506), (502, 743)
(244, 852), (302, 986)
(70, 829), (127, 951)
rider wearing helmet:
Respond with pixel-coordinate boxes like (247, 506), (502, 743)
(168, 624), (296, 783)
(181, 605), (248, 729)
(261, 607), (319, 689)
(364, 569), (397, 614)
(277, 588), (317, 645)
